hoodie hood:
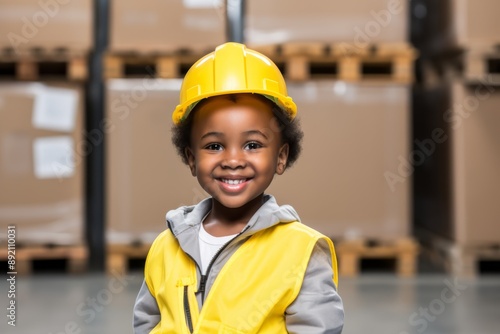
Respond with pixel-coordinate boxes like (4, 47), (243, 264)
(166, 194), (300, 237)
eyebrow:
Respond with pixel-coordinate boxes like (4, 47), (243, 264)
(200, 131), (223, 140)
(200, 130), (268, 140)
(243, 130), (268, 139)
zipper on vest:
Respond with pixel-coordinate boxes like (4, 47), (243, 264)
(183, 285), (194, 333)
(200, 225), (251, 304)
(198, 274), (207, 298)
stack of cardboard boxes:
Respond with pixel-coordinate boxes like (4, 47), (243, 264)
(268, 82), (410, 241)
(0, 0), (92, 272)
(105, 79), (205, 245)
(0, 83), (85, 246)
(412, 0), (500, 277)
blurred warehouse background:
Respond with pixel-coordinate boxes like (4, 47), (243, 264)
(0, 0), (499, 333)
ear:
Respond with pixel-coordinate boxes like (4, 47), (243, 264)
(185, 147), (197, 176)
(276, 143), (289, 175)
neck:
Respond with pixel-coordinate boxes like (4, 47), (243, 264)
(210, 194), (265, 226)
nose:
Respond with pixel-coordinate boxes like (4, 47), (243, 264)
(221, 147), (246, 169)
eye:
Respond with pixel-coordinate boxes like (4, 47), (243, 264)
(205, 143), (223, 151)
(244, 142), (262, 150)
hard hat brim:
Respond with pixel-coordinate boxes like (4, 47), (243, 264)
(173, 91), (296, 125)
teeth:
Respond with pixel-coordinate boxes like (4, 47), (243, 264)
(222, 179), (245, 185)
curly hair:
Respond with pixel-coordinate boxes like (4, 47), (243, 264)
(171, 95), (303, 170)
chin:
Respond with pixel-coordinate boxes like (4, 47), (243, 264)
(212, 193), (264, 210)
(215, 198), (250, 209)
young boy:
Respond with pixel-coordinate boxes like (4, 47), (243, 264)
(133, 42), (344, 333)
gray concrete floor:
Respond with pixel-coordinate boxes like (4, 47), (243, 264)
(1, 272), (499, 334)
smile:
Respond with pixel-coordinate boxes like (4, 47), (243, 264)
(221, 179), (247, 185)
(216, 178), (251, 193)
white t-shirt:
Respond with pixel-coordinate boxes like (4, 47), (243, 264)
(199, 223), (238, 274)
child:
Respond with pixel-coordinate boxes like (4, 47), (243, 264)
(133, 42), (344, 333)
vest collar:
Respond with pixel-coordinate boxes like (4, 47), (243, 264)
(165, 195), (301, 267)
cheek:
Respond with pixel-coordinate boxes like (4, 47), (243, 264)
(195, 153), (218, 172)
(253, 152), (279, 174)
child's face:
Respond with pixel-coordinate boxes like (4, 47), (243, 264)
(186, 94), (289, 209)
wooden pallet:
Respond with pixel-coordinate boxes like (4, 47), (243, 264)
(335, 238), (419, 277)
(417, 228), (500, 278)
(107, 244), (151, 275)
(463, 43), (500, 82)
(252, 42), (418, 82)
(0, 245), (87, 275)
(0, 47), (87, 81)
(104, 51), (204, 79)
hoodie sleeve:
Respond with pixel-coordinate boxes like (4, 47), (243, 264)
(133, 280), (161, 333)
(285, 238), (344, 334)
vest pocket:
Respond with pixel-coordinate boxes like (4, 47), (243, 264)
(177, 277), (197, 334)
(184, 285), (194, 333)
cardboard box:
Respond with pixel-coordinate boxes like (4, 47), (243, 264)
(415, 82), (500, 245)
(246, 0), (408, 46)
(450, 83), (500, 244)
(0, 82), (84, 245)
(109, 0), (225, 53)
(0, 0), (93, 53)
(105, 79), (207, 244)
(268, 81), (411, 240)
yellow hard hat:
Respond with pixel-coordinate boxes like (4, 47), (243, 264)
(172, 42), (297, 125)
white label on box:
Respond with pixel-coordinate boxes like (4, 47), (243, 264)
(183, 0), (221, 9)
(33, 136), (75, 179)
(32, 87), (78, 132)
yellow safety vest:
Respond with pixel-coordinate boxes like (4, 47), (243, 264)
(145, 222), (338, 334)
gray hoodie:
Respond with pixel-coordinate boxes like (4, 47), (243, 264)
(133, 195), (344, 333)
